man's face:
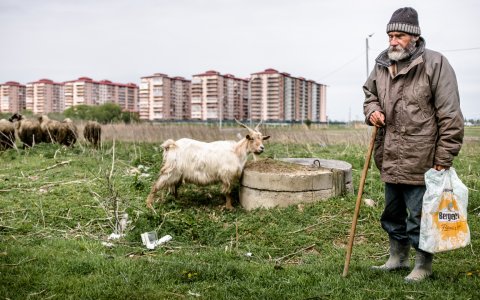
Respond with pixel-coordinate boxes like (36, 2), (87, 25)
(387, 31), (417, 61)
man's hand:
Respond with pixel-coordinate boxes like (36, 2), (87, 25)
(434, 165), (449, 171)
(369, 111), (385, 127)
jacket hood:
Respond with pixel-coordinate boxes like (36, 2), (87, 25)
(375, 37), (426, 68)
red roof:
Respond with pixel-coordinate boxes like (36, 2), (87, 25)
(77, 77), (93, 82)
(251, 68), (279, 75)
(172, 76), (191, 82)
(28, 78), (64, 85)
(2, 81), (25, 86)
(141, 73), (169, 79)
(63, 77), (137, 88)
(193, 70), (221, 77)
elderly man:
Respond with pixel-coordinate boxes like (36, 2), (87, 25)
(363, 7), (464, 282)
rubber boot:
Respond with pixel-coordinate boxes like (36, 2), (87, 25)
(372, 238), (410, 271)
(404, 249), (433, 282)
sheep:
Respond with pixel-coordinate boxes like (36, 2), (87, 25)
(56, 118), (78, 147)
(38, 115), (77, 146)
(38, 115), (61, 143)
(83, 121), (102, 148)
(9, 113), (43, 149)
(146, 120), (270, 211)
(0, 119), (16, 150)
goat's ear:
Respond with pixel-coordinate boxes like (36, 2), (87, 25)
(246, 134), (253, 140)
(262, 135), (270, 140)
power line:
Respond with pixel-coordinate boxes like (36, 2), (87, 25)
(319, 52), (364, 80)
(319, 46), (479, 82)
(370, 46), (480, 53)
(440, 47), (480, 52)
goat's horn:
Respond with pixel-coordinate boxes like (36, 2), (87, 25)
(235, 119), (254, 133)
(254, 120), (263, 131)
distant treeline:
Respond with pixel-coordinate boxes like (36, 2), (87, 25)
(0, 103), (140, 124)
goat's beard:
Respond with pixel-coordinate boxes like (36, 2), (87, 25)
(388, 39), (417, 61)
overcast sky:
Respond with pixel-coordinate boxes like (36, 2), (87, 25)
(1, 0), (479, 121)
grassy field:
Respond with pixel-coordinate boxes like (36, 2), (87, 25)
(1, 125), (479, 299)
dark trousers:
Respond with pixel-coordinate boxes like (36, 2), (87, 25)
(381, 183), (426, 249)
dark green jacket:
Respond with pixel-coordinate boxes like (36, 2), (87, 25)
(363, 37), (464, 185)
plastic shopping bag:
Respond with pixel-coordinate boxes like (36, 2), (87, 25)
(419, 168), (470, 253)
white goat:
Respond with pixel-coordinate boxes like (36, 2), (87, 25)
(146, 120), (270, 210)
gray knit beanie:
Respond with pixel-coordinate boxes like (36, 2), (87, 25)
(386, 7), (421, 36)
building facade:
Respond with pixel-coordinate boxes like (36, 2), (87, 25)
(139, 73), (191, 121)
(249, 68), (327, 122)
(190, 70), (248, 121)
(64, 77), (138, 112)
(25, 79), (64, 114)
(0, 81), (26, 113)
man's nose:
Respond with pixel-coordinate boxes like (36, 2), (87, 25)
(390, 39), (398, 46)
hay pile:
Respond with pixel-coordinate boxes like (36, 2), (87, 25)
(244, 158), (322, 173)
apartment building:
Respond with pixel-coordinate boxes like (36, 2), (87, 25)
(115, 82), (138, 113)
(64, 77), (97, 108)
(249, 69), (285, 121)
(0, 81), (26, 113)
(171, 77), (191, 120)
(223, 74), (249, 121)
(249, 68), (327, 122)
(25, 79), (64, 114)
(191, 70), (248, 121)
(139, 73), (191, 121)
(64, 77), (138, 112)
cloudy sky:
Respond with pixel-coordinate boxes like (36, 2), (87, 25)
(1, 0), (479, 121)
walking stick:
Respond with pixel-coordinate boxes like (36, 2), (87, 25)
(342, 126), (378, 277)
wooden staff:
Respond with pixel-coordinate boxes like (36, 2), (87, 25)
(342, 126), (378, 277)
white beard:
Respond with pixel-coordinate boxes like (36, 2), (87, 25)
(388, 40), (417, 61)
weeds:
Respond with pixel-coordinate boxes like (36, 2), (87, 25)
(0, 126), (479, 299)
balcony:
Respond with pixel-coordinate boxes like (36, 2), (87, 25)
(206, 97), (218, 103)
(191, 97), (202, 103)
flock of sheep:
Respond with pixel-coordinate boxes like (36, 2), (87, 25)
(0, 113), (101, 150)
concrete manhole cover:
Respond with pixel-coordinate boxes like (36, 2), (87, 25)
(240, 158), (353, 210)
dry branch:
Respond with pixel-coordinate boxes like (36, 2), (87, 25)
(275, 244), (316, 263)
(36, 160), (71, 172)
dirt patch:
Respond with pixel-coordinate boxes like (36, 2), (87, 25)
(245, 158), (323, 173)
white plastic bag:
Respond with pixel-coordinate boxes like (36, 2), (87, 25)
(419, 168), (470, 253)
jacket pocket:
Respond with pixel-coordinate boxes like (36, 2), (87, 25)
(413, 82), (434, 119)
(401, 135), (436, 176)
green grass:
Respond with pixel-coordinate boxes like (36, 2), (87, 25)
(1, 134), (479, 299)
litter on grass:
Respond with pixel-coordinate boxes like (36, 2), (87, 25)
(141, 231), (172, 249)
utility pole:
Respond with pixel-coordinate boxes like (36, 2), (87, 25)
(366, 33), (375, 78)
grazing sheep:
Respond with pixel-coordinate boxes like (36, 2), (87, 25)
(38, 115), (61, 143)
(38, 115), (77, 146)
(83, 121), (101, 147)
(9, 113), (43, 149)
(146, 120), (270, 211)
(0, 119), (16, 150)
(57, 118), (78, 147)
